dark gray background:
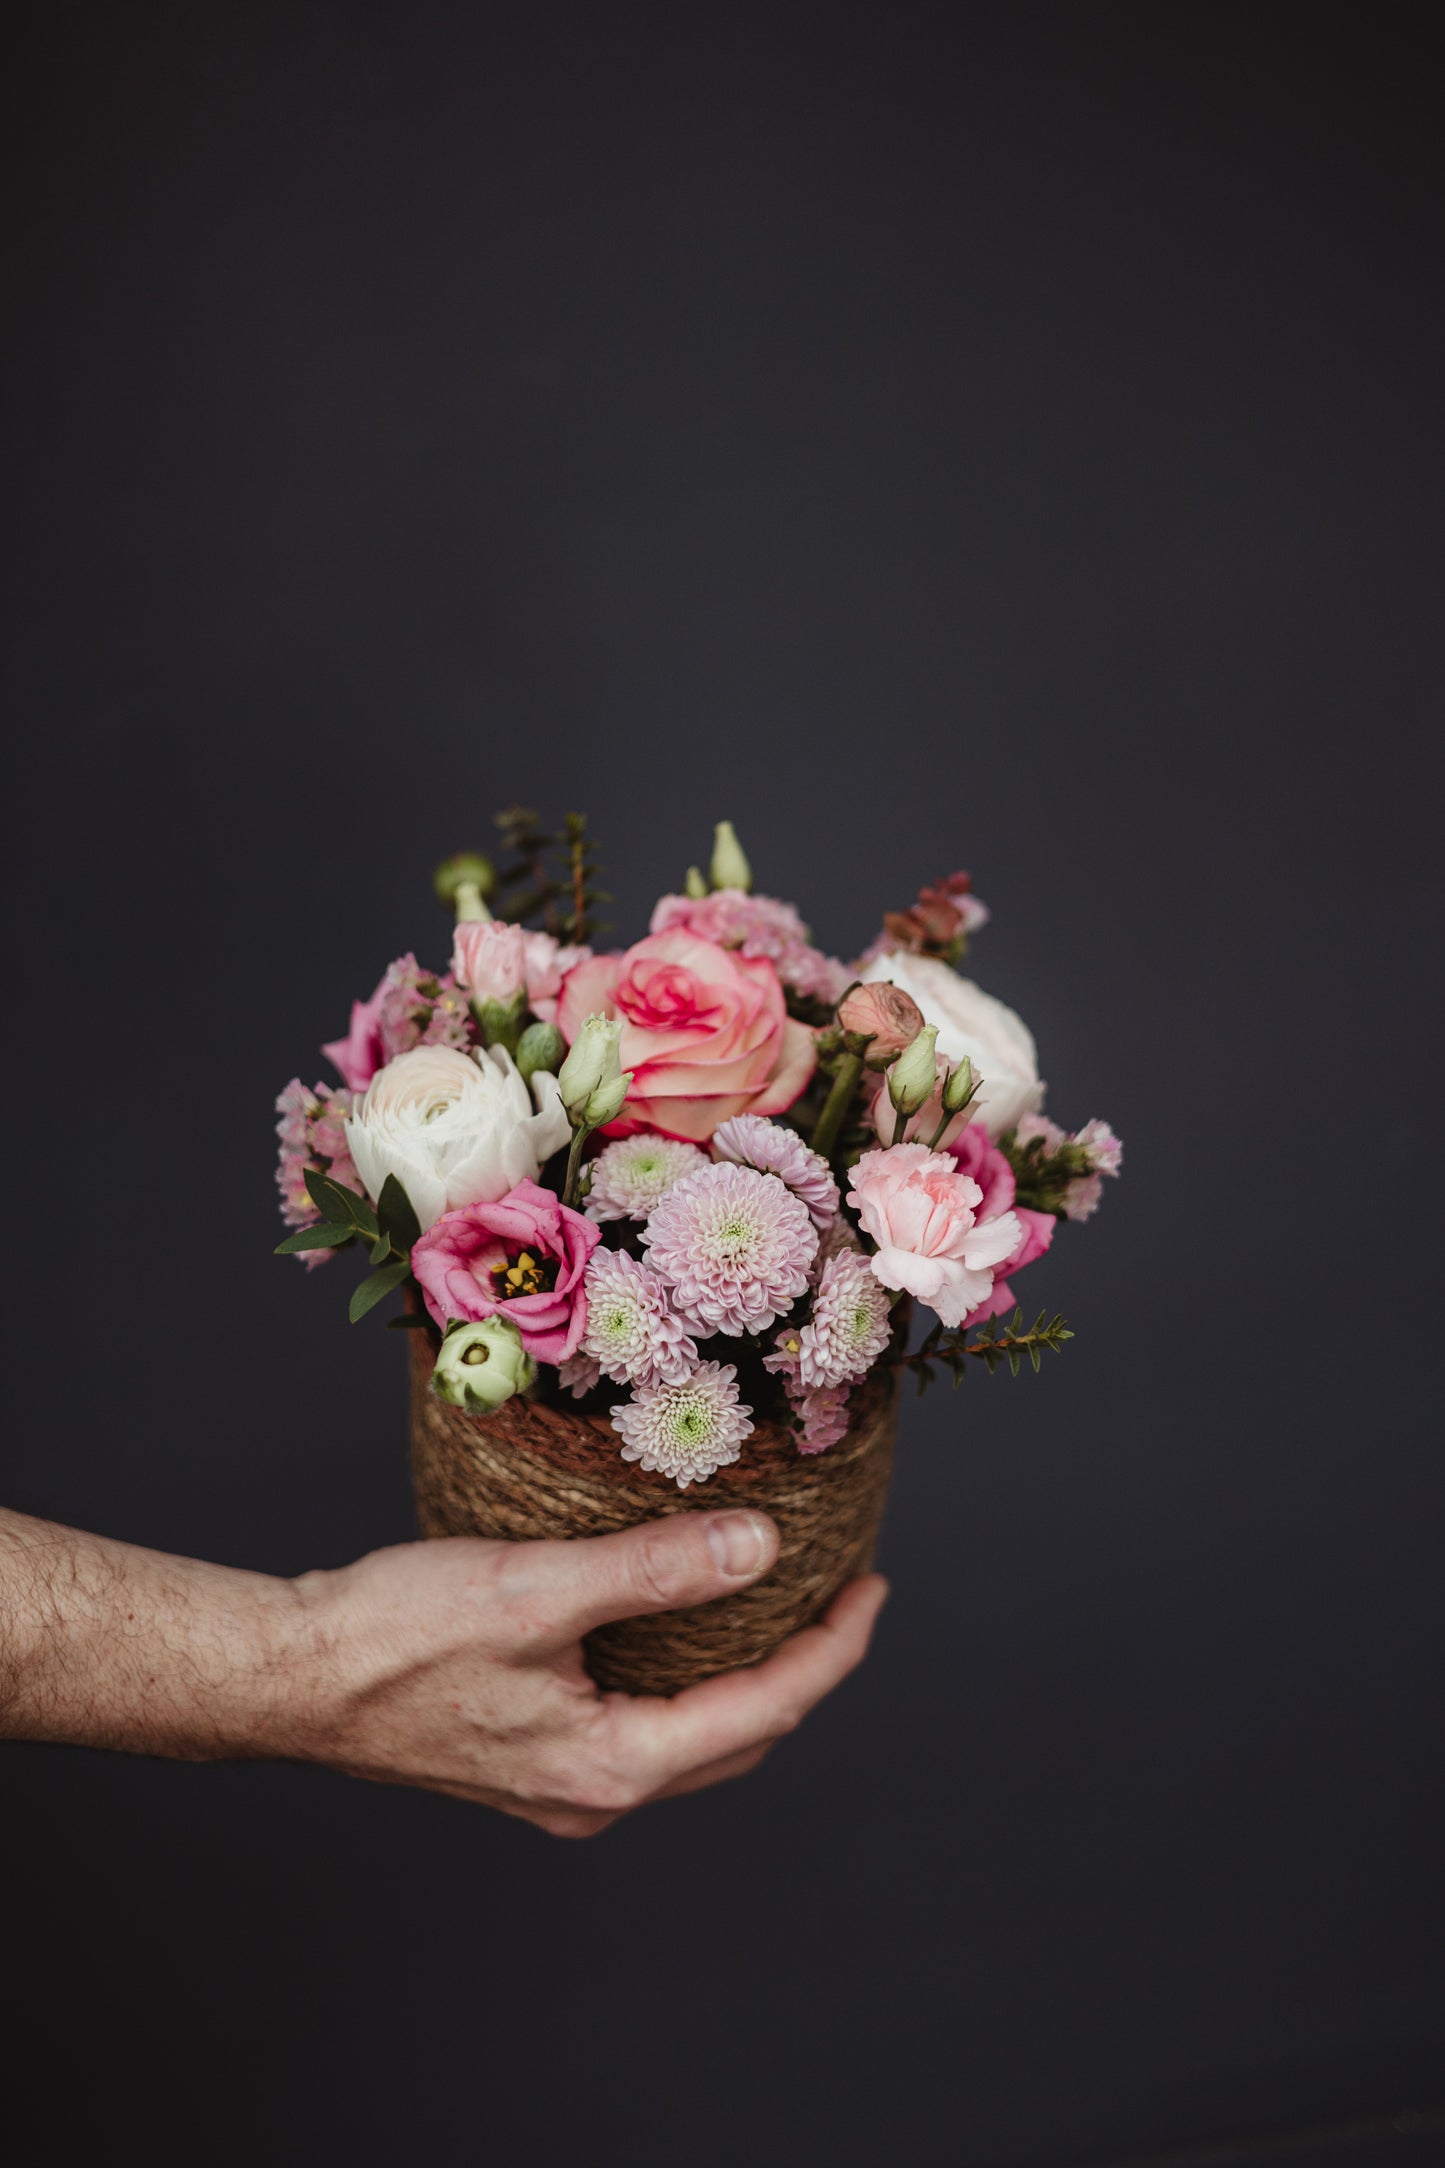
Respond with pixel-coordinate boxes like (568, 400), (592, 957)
(4, 5), (1442, 2163)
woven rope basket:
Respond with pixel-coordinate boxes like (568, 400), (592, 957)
(408, 1330), (900, 1695)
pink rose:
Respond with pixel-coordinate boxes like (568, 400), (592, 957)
(945, 1122), (1056, 1326)
(410, 1178), (601, 1362)
(555, 929), (816, 1144)
(846, 1143), (1022, 1329)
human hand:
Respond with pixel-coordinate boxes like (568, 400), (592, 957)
(291, 1513), (887, 1836)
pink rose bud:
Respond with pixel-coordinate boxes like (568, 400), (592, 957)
(836, 980), (927, 1067)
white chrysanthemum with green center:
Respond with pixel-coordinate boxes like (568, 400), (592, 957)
(798, 1251), (892, 1388)
(579, 1248), (697, 1389)
(611, 1361), (754, 1489)
(641, 1161), (817, 1336)
(584, 1134), (709, 1222)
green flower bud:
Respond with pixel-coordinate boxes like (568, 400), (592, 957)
(433, 851), (497, 911)
(431, 1317), (536, 1413)
(557, 1013), (625, 1123)
(941, 1054), (977, 1115)
(887, 1023), (940, 1117)
(581, 1069), (633, 1128)
(515, 1019), (567, 1082)
(684, 864), (709, 899)
(709, 819), (752, 893)
(474, 989), (528, 1053)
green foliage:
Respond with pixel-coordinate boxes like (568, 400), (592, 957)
(998, 1127), (1095, 1217)
(376, 1173), (421, 1252)
(276, 1170), (421, 1328)
(902, 1307), (1075, 1393)
(349, 1258), (412, 1323)
(491, 806), (609, 942)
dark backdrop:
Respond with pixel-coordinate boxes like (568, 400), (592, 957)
(4, 6), (1443, 2164)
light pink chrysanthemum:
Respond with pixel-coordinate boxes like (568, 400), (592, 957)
(649, 889), (851, 1005)
(809, 1212), (862, 1282)
(797, 1250), (892, 1388)
(611, 1361), (754, 1489)
(641, 1161), (818, 1336)
(579, 1249), (698, 1389)
(557, 1352), (602, 1399)
(710, 1114), (839, 1231)
(584, 1133), (709, 1222)
(275, 1079), (360, 1269)
(1073, 1118), (1123, 1177)
(791, 1381), (852, 1455)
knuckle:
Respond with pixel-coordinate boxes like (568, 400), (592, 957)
(625, 1524), (694, 1611)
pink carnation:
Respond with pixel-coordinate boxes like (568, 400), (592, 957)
(650, 889), (850, 1005)
(847, 1143), (1022, 1330)
(451, 923), (591, 1024)
(410, 1178), (600, 1362)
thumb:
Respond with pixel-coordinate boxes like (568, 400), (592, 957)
(501, 1511), (780, 1647)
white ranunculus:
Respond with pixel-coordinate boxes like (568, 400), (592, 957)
(345, 1045), (570, 1231)
(858, 951), (1045, 1138)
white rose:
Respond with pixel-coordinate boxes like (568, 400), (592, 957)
(858, 951), (1045, 1138)
(345, 1045), (570, 1231)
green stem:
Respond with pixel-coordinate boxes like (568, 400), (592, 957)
(561, 1122), (590, 1209)
(811, 1050), (865, 1163)
(891, 1104), (911, 1147)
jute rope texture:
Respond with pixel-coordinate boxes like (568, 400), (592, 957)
(408, 1332), (900, 1695)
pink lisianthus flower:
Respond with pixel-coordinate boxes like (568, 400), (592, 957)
(650, 889), (851, 1006)
(847, 1143), (1022, 1330)
(556, 929), (816, 1143)
(945, 1121), (1056, 1326)
(410, 1178), (600, 1362)
(323, 954), (472, 1092)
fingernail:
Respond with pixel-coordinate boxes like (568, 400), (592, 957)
(705, 1512), (770, 1579)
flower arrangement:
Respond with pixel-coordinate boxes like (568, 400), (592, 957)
(274, 812), (1121, 1494)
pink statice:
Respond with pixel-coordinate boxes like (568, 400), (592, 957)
(796, 1250), (892, 1388)
(649, 889), (850, 1005)
(710, 1114), (839, 1231)
(579, 1250), (698, 1389)
(324, 954), (472, 1091)
(611, 1361), (754, 1488)
(641, 1161), (818, 1337)
(1074, 1118), (1123, 1177)
(584, 1133), (709, 1222)
(275, 1079), (360, 1269)
(1014, 1112), (1067, 1153)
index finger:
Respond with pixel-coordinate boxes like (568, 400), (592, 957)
(619, 1574), (889, 1786)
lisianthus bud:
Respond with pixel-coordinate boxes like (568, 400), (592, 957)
(941, 1054), (976, 1114)
(837, 980), (927, 1068)
(557, 1013), (625, 1123)
(709, 820), (752, 893)
(515, 1019), (566, 1082)
(684, 865), (709, 899)
(581, 1069), (633, 1128)
(433, 851), (497, 911)
(431, 1316), (536, 1413)
(887, 1024), (940, 1116)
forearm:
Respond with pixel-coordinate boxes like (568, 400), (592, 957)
(0, 1508), (320, 1762)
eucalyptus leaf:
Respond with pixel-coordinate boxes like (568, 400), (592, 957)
(369, 1233), (391, 1266)
(376, 1173), (421, 1252)
(349, 1258), (411, 1323)
(275, 1222), (355, 1254)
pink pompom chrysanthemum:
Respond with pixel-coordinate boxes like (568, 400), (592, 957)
(641, 1161), (818, 1337)
(579, 1249), (698, 1389)
(584, 1133), (709, 1222)
(796, 1250), (892, 1388)
(611, 1361), (754, 1488)
(710, 1114), (839, 1231)
(557, 1352), (602, 1399)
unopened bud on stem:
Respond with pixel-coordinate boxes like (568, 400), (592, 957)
(515, 1019), (567, 1082)
(887, 1024), (940, 1117)
(557, 1014), (629, 1126)
(433, 851), (497, 915)
(709, 820), (752, 893)
(941, 1055), (977, 1115)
